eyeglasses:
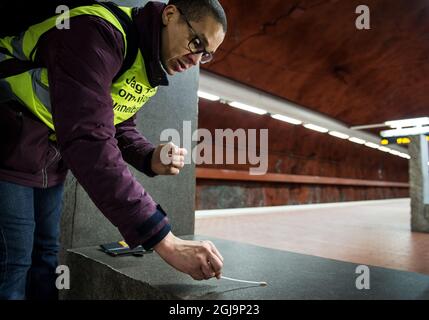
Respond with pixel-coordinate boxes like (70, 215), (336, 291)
(177, 7), (213, 64)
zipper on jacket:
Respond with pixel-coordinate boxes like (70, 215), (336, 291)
(42, 144), (61, 188)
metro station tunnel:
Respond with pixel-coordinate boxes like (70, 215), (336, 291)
(0, 0), (428, 307)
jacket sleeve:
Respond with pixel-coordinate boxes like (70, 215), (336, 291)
(115, 116), (158, 178)
(36, 16), (170, 249)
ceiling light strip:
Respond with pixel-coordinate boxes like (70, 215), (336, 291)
(199, 70), (408, 156)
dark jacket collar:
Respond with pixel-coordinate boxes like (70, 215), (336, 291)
(133, 1), (169, 87)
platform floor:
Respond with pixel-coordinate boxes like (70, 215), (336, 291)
(195, 199), (429, 275)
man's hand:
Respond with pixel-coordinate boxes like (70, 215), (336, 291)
(151, 142), (188, 175)
(154, 232), (224, 280)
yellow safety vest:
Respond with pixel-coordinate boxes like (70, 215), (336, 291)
(0, 3), (158, 131)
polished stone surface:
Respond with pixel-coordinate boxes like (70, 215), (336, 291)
(63, 235), (429, 300)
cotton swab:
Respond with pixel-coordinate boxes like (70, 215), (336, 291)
(220, 276), (267, 286)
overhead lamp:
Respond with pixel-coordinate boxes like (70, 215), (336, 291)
(381, 139), (389, 145)
(389, 150), (402, 156)
(228, 101), (267, 115)
(271, 114), (302, 125)
(381, 126), (429, 138)
(378, 146), (391, 152)
(349, 137), (366, 144)
(329, 131), (349, 139)
(197, 91), (220, 101)
(303, 124), (329, 133)
(385, 117), (429, 128)
(398, 153), (411, 159)
(396, 137), (411, 144)
(365, 142), (379, 149)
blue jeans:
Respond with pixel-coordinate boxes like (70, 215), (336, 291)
(0, 181), (64, 300)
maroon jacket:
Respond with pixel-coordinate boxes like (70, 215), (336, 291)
(0, 2), (172, 249)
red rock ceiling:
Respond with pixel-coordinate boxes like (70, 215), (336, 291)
(203, 0), (429, 127)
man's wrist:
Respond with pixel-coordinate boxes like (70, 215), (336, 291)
(154, 231), (175, 255)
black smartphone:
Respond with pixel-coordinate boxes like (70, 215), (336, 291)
(100, 241), (153, 257)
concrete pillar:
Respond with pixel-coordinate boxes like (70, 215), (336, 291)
(409, 135), (429, 232)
